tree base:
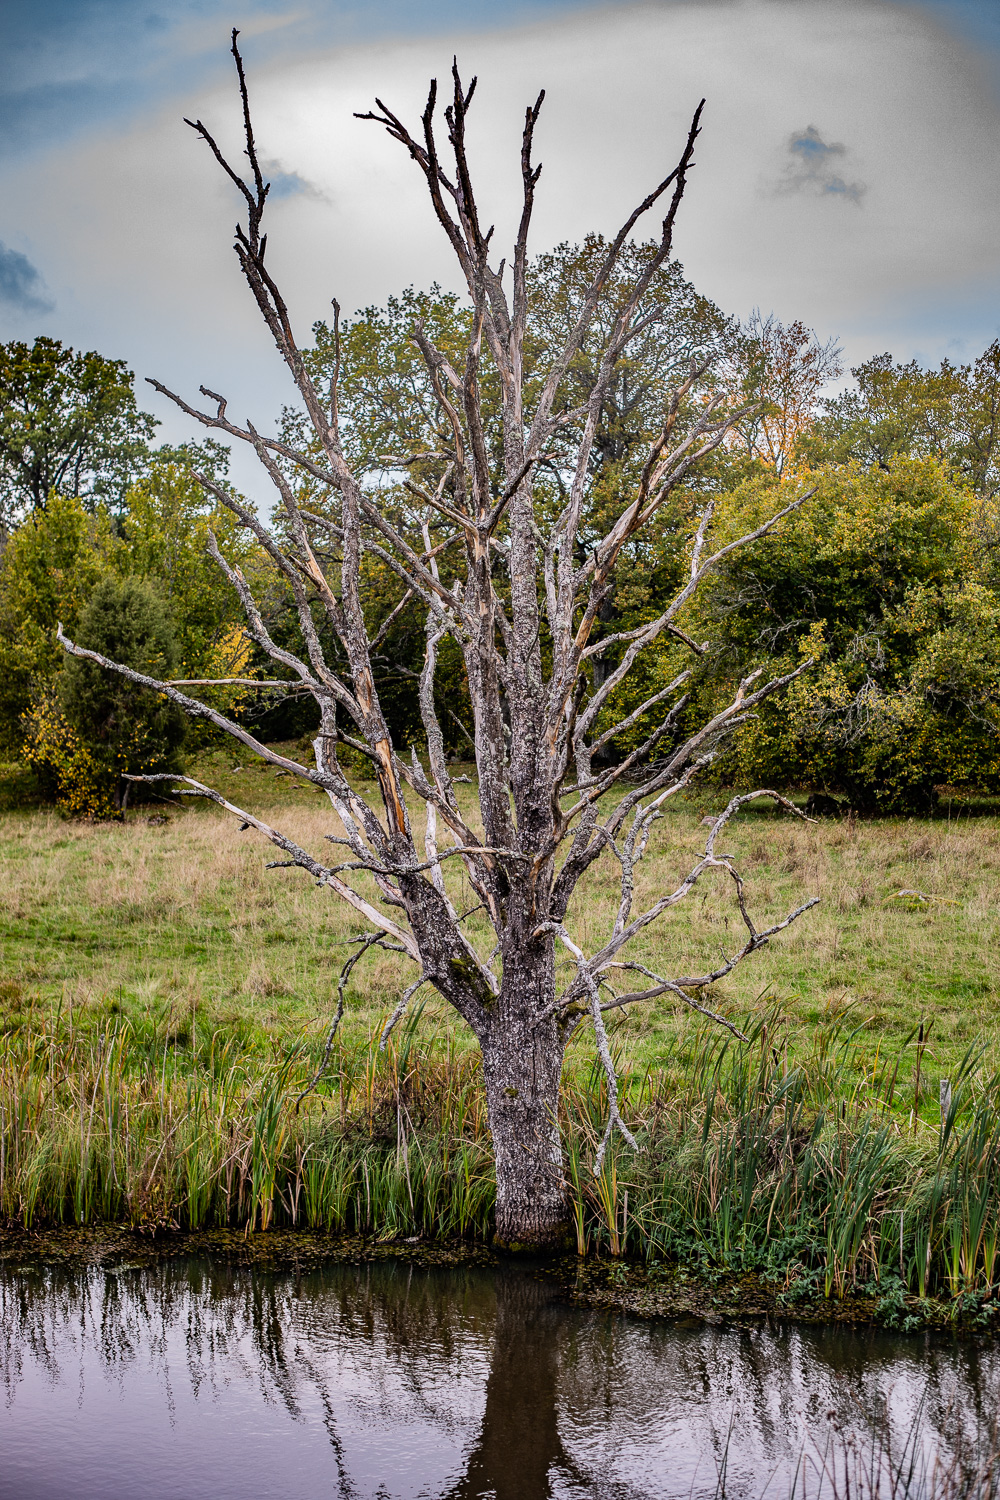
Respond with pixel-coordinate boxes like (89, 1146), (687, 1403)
(492, 1218), (573, 1256)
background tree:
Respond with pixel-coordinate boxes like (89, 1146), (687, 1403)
(0, 437), (261, 768)
(0, 492), (114, 754)
(691, 455), (997, 810)
(730, 311), (842, 475)
(661, 337), (1000, 813)
(55, 576), (186, 812)
(117, 451), (274, 739)
(802, 341), (1000, 498)
(62, 38), (817, 1246)
(0, 336), (157, 530)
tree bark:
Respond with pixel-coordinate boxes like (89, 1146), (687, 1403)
(481, 947), (569, 1250)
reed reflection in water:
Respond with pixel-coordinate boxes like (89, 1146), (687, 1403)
(0, 1259), (997, 1499)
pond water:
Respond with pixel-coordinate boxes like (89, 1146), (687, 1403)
(0, 1258), (997, 1499)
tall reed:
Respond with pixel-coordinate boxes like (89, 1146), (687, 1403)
(2, 1004), (998, 1302)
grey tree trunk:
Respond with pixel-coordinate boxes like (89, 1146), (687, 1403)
(481, 946), (567, 1247)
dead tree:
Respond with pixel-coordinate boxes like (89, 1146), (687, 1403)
(59, 34), (818, 1248)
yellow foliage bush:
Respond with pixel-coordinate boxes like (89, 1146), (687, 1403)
(22, 695), (116, 820)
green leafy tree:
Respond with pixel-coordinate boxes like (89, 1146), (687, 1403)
(117, 455), (258, 677)
(803, 341), (1000, 498)
(687, 455), (997, 809)
(58, 576), (186, 810)
(0, 439), (258, 759)
(287, 246), (733, 489)
(0, 492), (117, 753)
(728, 310), (842, 475)
(523, 237), (734, 506)
(116, 455), (275, 744)
(0, 336), (157, 526)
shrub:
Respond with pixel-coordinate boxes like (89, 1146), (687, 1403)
(685, 457), (1000, 811)
(49, 576), (186, 814)
(22, 692), (116, 819)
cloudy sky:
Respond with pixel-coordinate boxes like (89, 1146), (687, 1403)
(2, 0), (1000, 470)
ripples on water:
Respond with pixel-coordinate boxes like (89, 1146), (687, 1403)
(0, 1259), (997, 1499)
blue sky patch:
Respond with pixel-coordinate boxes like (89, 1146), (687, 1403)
(0, 242), (52, 314)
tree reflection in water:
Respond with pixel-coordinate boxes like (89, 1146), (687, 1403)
(441, 1269), (589, 1499)
(0, 1260), (998, 1499)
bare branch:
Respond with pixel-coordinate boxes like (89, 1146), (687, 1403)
(380, 974), (430, 1049)
(57, 625), (343, 784)
(294, 931), (410, 1108)
(539, 792), (818, 1034)
(166, 678), (308, 689)
(126, 773), (419, 954)
(539, 922), (638, 1171)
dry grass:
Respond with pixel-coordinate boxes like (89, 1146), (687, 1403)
(2, 749), (999, 1090)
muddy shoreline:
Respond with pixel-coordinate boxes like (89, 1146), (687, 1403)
(2, 1224), (997, 1336)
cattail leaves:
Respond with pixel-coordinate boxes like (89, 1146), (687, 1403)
(0, 1005), (998, 1307)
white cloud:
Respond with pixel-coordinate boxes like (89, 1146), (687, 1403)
(1, 0), (998, 490)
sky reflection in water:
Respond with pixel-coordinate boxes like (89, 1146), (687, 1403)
(0, 1260), (997, 1499)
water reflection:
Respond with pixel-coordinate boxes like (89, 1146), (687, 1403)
(0, 1258), (997, 1499)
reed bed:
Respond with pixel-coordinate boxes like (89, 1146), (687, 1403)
(2, 999), (999, 1309)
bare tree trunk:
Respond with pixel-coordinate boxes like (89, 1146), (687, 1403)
(482, 942), (567, 1247)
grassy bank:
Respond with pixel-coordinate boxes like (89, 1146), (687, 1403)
(1, 994), (999, 1319)
(2, 754), (1000, 1316)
